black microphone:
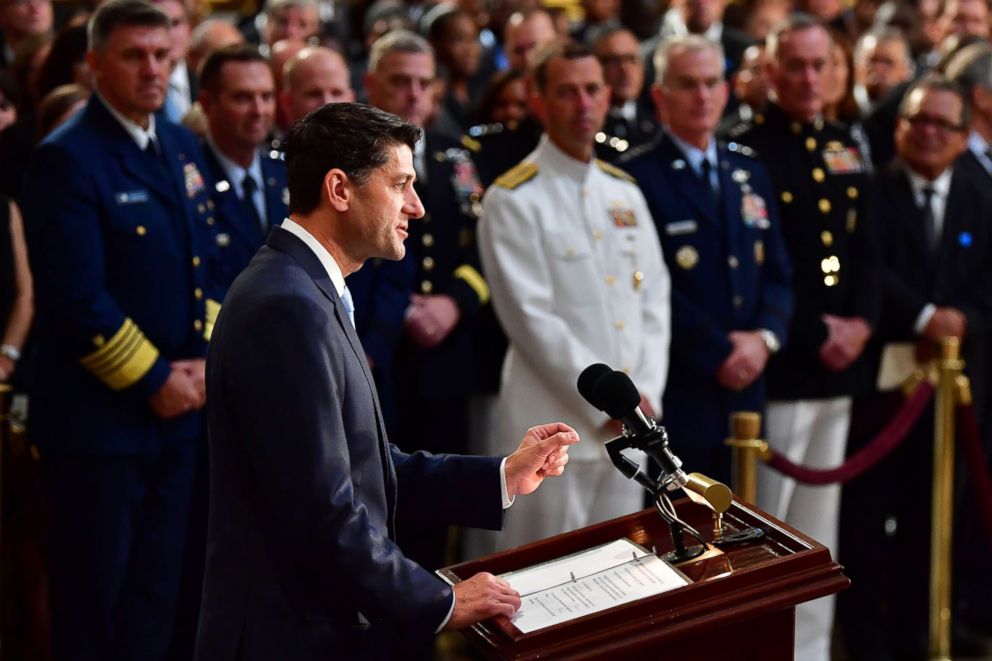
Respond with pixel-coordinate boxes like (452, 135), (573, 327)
(577, 363), (612, 410)
(593, 370), (656, 435)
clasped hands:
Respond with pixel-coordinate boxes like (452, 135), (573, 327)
(406, 294), (460, 349)
(717, 330), (769, 391)
(445, 422), (579, 630)
(150, 358), (206, 418)
(819, 314), (871, 371)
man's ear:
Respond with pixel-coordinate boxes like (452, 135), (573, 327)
(323, 168), (352, 212)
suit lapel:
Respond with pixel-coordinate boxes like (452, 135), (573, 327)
(660, 135), (720, 226)
(203, 146), (266, 249)
(716, 148), (740, 245)
(890, 166), (929, 257)
(266, 228), (398, 517)
(261, 158), (287, 228)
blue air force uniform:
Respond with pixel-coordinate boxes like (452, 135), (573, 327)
(622, 133), (793, 483)
(19, 95), (220, 661)
(200, 141), (288, 294)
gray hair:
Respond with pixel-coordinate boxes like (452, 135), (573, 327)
(368, 29), (434, 72)
(88, 0), (170, 53)
(945, 41), (992, 91)
(766, 12), (828, 61)
(899, 73), (972, 128)
(653, 34), (725, 86)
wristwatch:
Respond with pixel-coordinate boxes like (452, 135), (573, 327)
(757, 329), (780, 354)
(0, 344), (21, 362)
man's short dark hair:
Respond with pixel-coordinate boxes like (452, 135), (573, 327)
(899, 73), (972, 129)
(285, 103), (421, 215)
(198, 44), (269, 94)
(88, 0), (170, 53)
(531, 40), (594, 92)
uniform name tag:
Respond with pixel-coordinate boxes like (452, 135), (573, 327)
(665, 219), (697, 235)
(822, 145), (864, 174)
(115, 190), (149, 205)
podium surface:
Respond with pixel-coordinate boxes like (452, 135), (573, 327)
(440, 498), (848, 660)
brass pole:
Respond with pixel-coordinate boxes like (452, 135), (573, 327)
(0, 382), (9, 657)
(725, 412), (767, 504)
(929, 338), (962, 660)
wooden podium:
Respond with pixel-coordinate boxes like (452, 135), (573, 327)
(439, 498), (848, 660)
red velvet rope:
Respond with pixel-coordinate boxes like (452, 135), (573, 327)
(764, 382), (935, 485)
(955, 404), (992, 548)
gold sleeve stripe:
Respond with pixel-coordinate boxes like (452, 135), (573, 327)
(204, 298), (221, 341)
(79, 318), (160, 390)
(454, 264), (490, 306)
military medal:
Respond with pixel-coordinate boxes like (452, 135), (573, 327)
(184, 162), (205, 198)
(609, 203), (638, 227)
(741, 192), (770, 228)
(822, 145), (864, 174)
(754, 240), (765, 265)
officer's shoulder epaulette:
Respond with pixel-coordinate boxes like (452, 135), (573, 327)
(724, 141), (758, 159)
(460, 135), (482, 153)
(595, 159), (636, 183)
(494, 162), (539, 190)
(619, 139), (657, 164)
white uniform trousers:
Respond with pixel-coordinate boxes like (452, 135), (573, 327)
(463, 456), (644, 560)
(756, 397), (851, 661)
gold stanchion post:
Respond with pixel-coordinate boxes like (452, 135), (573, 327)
(725, 412), (768, 504)
(930, 337), (964, 660)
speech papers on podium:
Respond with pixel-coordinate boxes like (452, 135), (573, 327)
(500, 539), (689, 633)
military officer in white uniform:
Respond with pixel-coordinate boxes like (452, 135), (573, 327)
(472, 42), (670, 554)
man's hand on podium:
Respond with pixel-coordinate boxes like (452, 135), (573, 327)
(505, 422), (579, 498)
(444, 572), (521, 630)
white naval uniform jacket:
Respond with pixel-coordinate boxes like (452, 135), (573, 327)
(479, 135), (671, 463)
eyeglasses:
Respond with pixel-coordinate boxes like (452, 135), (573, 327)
(901, 113), (966, 133)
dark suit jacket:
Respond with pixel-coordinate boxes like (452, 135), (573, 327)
(196, 227), (505, 660)
(19, 95), (217, 454)
(868, 161), (992, 406)
(201, 143), (288, 294)
(622, 133), (793, 472)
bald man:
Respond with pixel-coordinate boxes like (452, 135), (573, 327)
(280, 45), (355, 124)
(188, 18), (244, 76)
(503, 9), (557, 71)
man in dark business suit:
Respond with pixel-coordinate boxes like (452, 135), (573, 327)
(195, 102), (578, 660)
(839, 74), (992, 659)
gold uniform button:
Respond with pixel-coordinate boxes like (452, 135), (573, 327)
(136, 225), (147, 236)
(615, 320), (625, 331)
(422, 234), (434, 247)
(821, 230), (833, 247)
(194, 288), (203, 299)
(733, 295), (743, 308)
(593, 229), (603, 241)
(781, 191), (794, 204)
(847, 186), (859, 199)
(194, 320), (203, 332)
(633, 270), (644, 290)
(192, 256), (201, 267)
(420, 280), (433, 294)
(197, 204), (205, 214)
(207, 217), (215, 226)
(728, 255), (739, 268)
(824, 274), (839, 287)
(422, 256), (435, 271)
(806, 137), (817, 151)
(606, 275), (616, 285)
(207, 200), (215, 210)
(818, 198), (831, 214)
(790, 121), (802, 134)
(812, 168), (825, 183)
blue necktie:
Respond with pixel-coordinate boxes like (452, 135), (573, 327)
(340, 286), (355, 328)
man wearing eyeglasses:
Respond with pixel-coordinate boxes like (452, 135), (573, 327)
(838, 74), (992, 659)
(593, 26), (659, 161)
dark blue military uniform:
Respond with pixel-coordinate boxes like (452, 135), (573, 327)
(19, 96), (219, 661)
(200, 143), (288, 294)
(723, 102), (881, 398)
(622, 132), (793, 483)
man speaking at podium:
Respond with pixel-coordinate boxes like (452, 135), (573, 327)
(195, 103), (577, 660)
